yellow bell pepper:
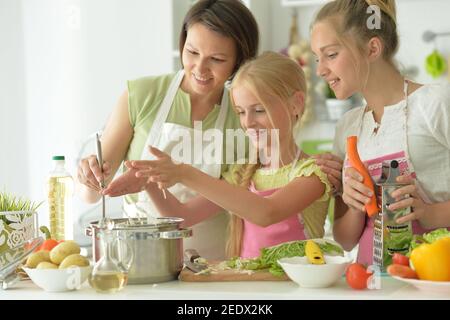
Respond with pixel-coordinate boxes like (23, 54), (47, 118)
(410, 237), (450, 281)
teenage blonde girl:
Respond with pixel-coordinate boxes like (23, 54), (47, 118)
(104, 52), (331, 258)
(310, 0), (450, 265)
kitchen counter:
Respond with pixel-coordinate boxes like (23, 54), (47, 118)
(1, 277), (449, 300)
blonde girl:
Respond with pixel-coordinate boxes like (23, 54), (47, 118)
(311, 0), (450, 266)
(104, 52), (331, 258)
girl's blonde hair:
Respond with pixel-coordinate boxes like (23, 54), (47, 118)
(225, 51), (307, 257)
(314, 0), (398, 63)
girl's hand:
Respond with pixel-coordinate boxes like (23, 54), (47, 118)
(129, 146), (184, 189)
(102, 163), (151, 197)
(342, 167), (374, 213)
(312, 153), (344, 196)
(77, 154), (112, 192)
(388, 175), (430, 224)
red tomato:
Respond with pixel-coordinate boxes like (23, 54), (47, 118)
(346, 263), (372, 290)
(392, 253), (410, 266)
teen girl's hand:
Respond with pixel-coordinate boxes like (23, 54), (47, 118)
(77, 155), (112, 192)
(342, 167), (374, 212)
(312, 153), (344, 196)
(129, 146), (185, 189)
(387, 174), (430, 224)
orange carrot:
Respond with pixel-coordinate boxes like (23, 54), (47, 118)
(387, 264), (418, 279)
(346, 136), (379, 217)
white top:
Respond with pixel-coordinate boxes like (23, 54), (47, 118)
(333, 83), (450, 203)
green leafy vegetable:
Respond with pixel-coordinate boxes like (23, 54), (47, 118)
(422, 228), (450, 243)
(226, 240), (344, 277)
(408, 228), (450, 255)
(225, 257), (266, 270)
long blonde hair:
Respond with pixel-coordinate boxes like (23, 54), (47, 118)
(313, 0), (398, 63)
(225, 52), (307, 257)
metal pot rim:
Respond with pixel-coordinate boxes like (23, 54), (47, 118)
(88, 217), (184, 232)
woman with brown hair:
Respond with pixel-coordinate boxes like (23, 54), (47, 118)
(76, 0), (259, 260)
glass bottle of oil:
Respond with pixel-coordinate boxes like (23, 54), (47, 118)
(47, 155), (74, 241)
(89, 225), (128, 293)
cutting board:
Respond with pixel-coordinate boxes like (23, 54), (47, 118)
(178, 261), (289, 282)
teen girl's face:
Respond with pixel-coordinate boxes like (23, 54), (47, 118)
(232, 85), (292, 151)
(182, 23), (237, 97)
(311, 22), (365, 100)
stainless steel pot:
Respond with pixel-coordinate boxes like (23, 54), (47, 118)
(85, 217), (192, 284)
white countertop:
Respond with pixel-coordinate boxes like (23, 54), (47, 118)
(1, 277), (449, 300)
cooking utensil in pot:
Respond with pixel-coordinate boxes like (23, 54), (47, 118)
(95, 133), (110, 229)
(184, 249), (208, 273)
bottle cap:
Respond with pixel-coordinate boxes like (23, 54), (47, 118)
(52, 156), (65, 161)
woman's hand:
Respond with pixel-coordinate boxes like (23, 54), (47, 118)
(102, 162), (152, 197)
(129, 146), (185, 189)
(77, 155), (112, 192)
(312, 153), (344, 195)
(342, 167), (374, 213)
(388, 175), (430, 224)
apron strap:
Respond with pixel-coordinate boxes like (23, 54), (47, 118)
(215, 87), (229, 130)
(141, 69), (185, 160)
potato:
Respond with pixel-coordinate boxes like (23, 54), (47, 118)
(59, 254), (89, 269)
(36, 261), (58, 269)
(50, 241), (81, 264)
(25, 250), (51, 268)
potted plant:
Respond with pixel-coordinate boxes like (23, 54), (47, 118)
(0, 192), (42, 262)
(316, 82), (353, 121)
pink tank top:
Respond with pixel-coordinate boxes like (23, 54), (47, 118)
(240, 183), (307, 258)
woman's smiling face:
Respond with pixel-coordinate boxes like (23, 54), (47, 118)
(182, 23), (237, 96)
(311, 21), (365, 100)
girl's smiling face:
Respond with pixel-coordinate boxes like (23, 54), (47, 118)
(182, 23), (237, 97)
(232, 85), (293, 152)
(311, 21), (367, 100)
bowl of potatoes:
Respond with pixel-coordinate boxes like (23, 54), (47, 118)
(23, 240), (92, 292)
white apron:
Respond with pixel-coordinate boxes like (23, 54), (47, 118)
(124, 70), (230, 260)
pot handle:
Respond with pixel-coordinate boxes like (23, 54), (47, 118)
(158, 228), (192, 239)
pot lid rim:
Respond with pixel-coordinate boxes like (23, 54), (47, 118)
(88, 217), (184, 230)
